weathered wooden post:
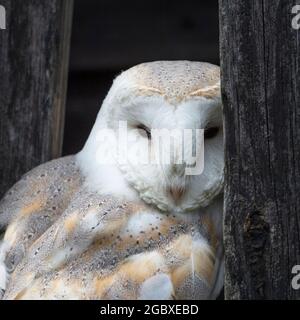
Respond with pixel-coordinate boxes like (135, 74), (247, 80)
(0, 0), (73, 198)
(220, 0), (300, 299)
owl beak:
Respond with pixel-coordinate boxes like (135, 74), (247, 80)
(168, 186), (185, 204)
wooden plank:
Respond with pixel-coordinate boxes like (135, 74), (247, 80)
(0, 0), (73, 198)
(220, 0), (300, 299)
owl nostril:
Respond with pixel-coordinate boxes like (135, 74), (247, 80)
(168, 186), (185, 203)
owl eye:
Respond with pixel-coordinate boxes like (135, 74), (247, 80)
(137, 125), (151, 139)
(204, 126), (219, 139)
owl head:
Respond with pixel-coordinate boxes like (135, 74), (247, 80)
(78, 61), (224, 213)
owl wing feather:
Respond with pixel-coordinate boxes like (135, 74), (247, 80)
(3, 194), (219, 299)
(1, 156), (222, 300)
(0, 156), (83, 294)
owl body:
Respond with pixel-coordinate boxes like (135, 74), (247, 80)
(0, 61), (224, 300)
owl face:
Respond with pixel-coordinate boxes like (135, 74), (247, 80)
(79, 61), (224, 213)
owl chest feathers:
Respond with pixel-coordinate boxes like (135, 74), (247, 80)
(1, 156), (220, 299)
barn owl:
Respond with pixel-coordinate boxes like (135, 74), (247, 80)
(0, 61), (224, 300)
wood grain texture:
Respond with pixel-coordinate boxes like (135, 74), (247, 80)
(0, 0), (73, 198)
(220, 0), (300, 299)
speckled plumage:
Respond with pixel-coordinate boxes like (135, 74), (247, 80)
(116, 61), (220, 104)
(0, 61), (224, 300)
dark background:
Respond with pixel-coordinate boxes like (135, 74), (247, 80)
(63, 0), (219, 155)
